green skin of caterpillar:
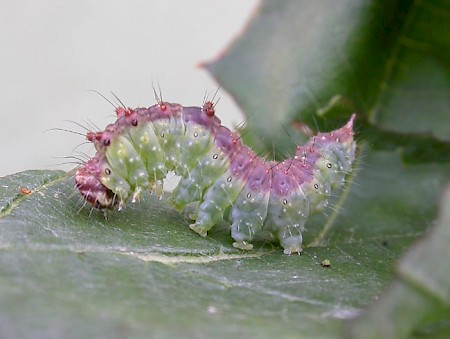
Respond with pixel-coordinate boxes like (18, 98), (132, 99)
(98, 107), (356, 254)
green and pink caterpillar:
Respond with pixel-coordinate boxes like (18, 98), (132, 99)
(75, 99), (356, 254)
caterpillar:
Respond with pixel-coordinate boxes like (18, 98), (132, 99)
(75, 98), (356, 254)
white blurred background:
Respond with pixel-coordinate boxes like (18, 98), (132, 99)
(0, 0), (259, 176)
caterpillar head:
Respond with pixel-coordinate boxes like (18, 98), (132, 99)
(75, 159), (115, 210)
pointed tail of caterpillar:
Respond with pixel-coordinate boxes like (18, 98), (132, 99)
(75, 99), (356, 254)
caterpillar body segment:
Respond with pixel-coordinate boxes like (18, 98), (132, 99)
(75, 100), (356, 254)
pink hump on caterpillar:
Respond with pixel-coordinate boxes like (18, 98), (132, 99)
(75, 99), (356, 254)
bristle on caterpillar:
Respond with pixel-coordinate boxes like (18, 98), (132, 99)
(75, 99), (356, 254)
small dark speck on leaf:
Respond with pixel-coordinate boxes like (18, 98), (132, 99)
(321, 259), (331, 268)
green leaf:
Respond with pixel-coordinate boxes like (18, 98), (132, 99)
(1, 151), (450, 337)
(206, 0), (450, 157)
(346, 185), (450, 338)
(2, 0), (450, 337)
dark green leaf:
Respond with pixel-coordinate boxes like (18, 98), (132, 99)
(346, 185), (450, 338)
(206, 0), (450, 157)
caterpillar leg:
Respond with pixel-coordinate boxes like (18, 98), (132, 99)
(189, 222), (209, 237)
(228, 161), (272, 251)
(231, 220), (256, 251)
(261, 161), (311, 254)
(232, 240), (254, 251)
(190, 170), (246, 237)
(231, 213), (260, 250)
(277, 225), (304, 255)
(229, 192), (269, 251)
